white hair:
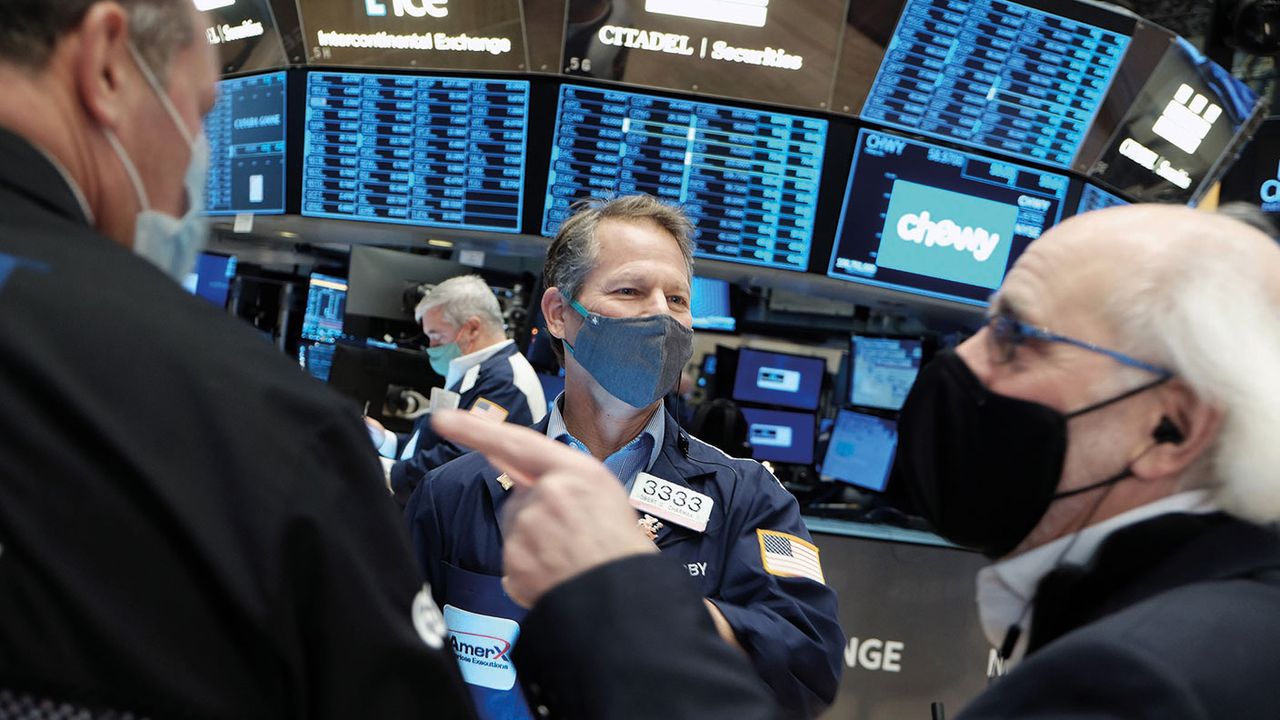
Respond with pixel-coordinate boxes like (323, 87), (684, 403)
(1104, 209), (1280, 522)
(413, 275), (505, 332)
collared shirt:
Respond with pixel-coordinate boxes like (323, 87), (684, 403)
(545, 393), (665, 491)
(975, 489), (1218, 666)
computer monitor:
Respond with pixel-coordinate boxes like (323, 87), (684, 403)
(300, 273), (349, 344)
(850, 336), (923, 411)
(183, 252), (237, 307)
(732, 347), (825, 411)
(543, 83), (826, 272)
(822, 409), (898, 492)
(298, 341), (337, 383)
(204, 71), (287, 215)
(828, 128), (1070, 306)
(741, 407), (815, 465)
(691, 276), (735, 332)
(301, 70), (529, 233)
(345, 246), (470, 322)
(326, 343), (442, 429)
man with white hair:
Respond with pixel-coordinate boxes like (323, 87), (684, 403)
(427, 203), (1280, 718)
(366, 274), (545, 504)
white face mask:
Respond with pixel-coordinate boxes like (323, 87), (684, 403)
(103, 43), (210, 281)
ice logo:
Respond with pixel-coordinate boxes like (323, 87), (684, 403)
(895, 210), (1001, 262)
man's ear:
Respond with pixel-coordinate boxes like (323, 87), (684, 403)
(73, 2), (135, 130)
(1131, 381), (1223, 482)
(542, 287), (568, 341)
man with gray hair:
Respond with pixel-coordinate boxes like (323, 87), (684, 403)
(0, 1), (475, 716)
(366, 274), (545, 505)
(405, 195), (843, 720)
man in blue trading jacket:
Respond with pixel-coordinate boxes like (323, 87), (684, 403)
(405, 195), (843, 719)
(366, 274), (546, 505)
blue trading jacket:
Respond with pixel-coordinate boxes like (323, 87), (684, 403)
(405, 409), (844, 719)
(389, 342), (544, 505)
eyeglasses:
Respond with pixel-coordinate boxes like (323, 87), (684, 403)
(985, 315), (1173, 378)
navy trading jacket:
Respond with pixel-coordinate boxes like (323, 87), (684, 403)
(389, 342), (545, 505)
(405, 410), (844, 719)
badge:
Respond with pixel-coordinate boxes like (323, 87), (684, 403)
(628, 472), (714, 533)
(638, 514), (663, 542)
(443, 605), (521, 691)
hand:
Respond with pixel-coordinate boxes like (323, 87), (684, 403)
(364, 417), (387, 447)
(431, 410), (657, 607)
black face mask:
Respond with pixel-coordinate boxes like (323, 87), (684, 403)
(891, 350), (1170, 559)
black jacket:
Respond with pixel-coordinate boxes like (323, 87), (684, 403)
(959, 512), (1280, 718)
(0, 127), (473, 719)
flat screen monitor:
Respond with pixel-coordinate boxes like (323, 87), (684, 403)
(543, 83), (826, 272)
(691, 276), (735, 332)
(346, 246), (469, 322)
(822, 409), (898, 492)
(559, 0), (844, 109)
(299, 341), (338, 382)
(742, 407), (815, 465)
(862, 0), (1132, 168)
(1088, 36), (1262, 205)
(204, 71), (287, 215)
(851, 336), (922, 411)
(1076, 183), (1129, 215)
(301, 273), (349, 344)
(828, 129), (1070, 306)
(183, 252), (237, 307)
(732, 347), (825, 411)
(302, 71), (529, 233)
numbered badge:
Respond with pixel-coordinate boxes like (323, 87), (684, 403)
(628, 472), (714, 533)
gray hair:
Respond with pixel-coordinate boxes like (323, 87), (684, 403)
(0, 0), (193, 79)
(542, 195), (695, 361)
(1103, 207), (1280, 523)
(414, 275), (506, 332)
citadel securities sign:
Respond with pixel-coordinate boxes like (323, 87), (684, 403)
(297, 0), (525, 70)
(595, 24), (804, 70)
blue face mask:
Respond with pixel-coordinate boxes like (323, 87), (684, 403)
(103, 43), (209, 281)
(427, 342), (462, 377)
(563, 295), (694, 409)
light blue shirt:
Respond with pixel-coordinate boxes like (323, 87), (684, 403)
(545, 394), (665, 491)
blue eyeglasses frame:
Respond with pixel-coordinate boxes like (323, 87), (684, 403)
(986, 315), (1173, 378)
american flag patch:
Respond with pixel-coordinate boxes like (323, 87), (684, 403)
(758, 530), (825, 584)
(469, 397), (509, 422)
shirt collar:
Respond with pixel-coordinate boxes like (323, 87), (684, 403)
(975, 489), (1218, 665)
(545, 393), (666, 484)
(445, 339), (512, 388)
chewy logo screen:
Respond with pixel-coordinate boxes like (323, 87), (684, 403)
(828, 130), (1069, 306)
(732, 348), (825, 411)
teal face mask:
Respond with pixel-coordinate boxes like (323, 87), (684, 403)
(562, 294), (693, 409)
(427, 342), (462, 378)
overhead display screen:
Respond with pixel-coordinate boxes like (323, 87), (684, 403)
(560, 0), (844, 108)
(861, 0), (1131, 168)
(196, 0), (287, 75)
(302, 71), (528, 233)
(828, 129), (1069, 306)
(544, 84), (826, 272)
(1088, 36), (1261, 205)
(296, 0), (526, 71)
(204, 71), (286, 216)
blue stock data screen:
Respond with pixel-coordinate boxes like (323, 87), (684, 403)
(862, 0), (1130, 168)
(829, 129), (1069, 306)
(1076, 183), (1129, 214)
(544, 84), (827, 272)
(302, 72), (528, 232)
(205, 72), (286, 215)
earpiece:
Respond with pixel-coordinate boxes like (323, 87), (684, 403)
(1153, 416), (1185, 445)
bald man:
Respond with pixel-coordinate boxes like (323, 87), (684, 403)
(433, 204), (1280, 719)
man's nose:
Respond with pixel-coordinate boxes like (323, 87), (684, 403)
(955, 329), (995, 386)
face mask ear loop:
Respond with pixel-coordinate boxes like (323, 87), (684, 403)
(1064, 374), (1172, 420)
(102, 129), (151, 212)
(125, 43), (195, 148)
